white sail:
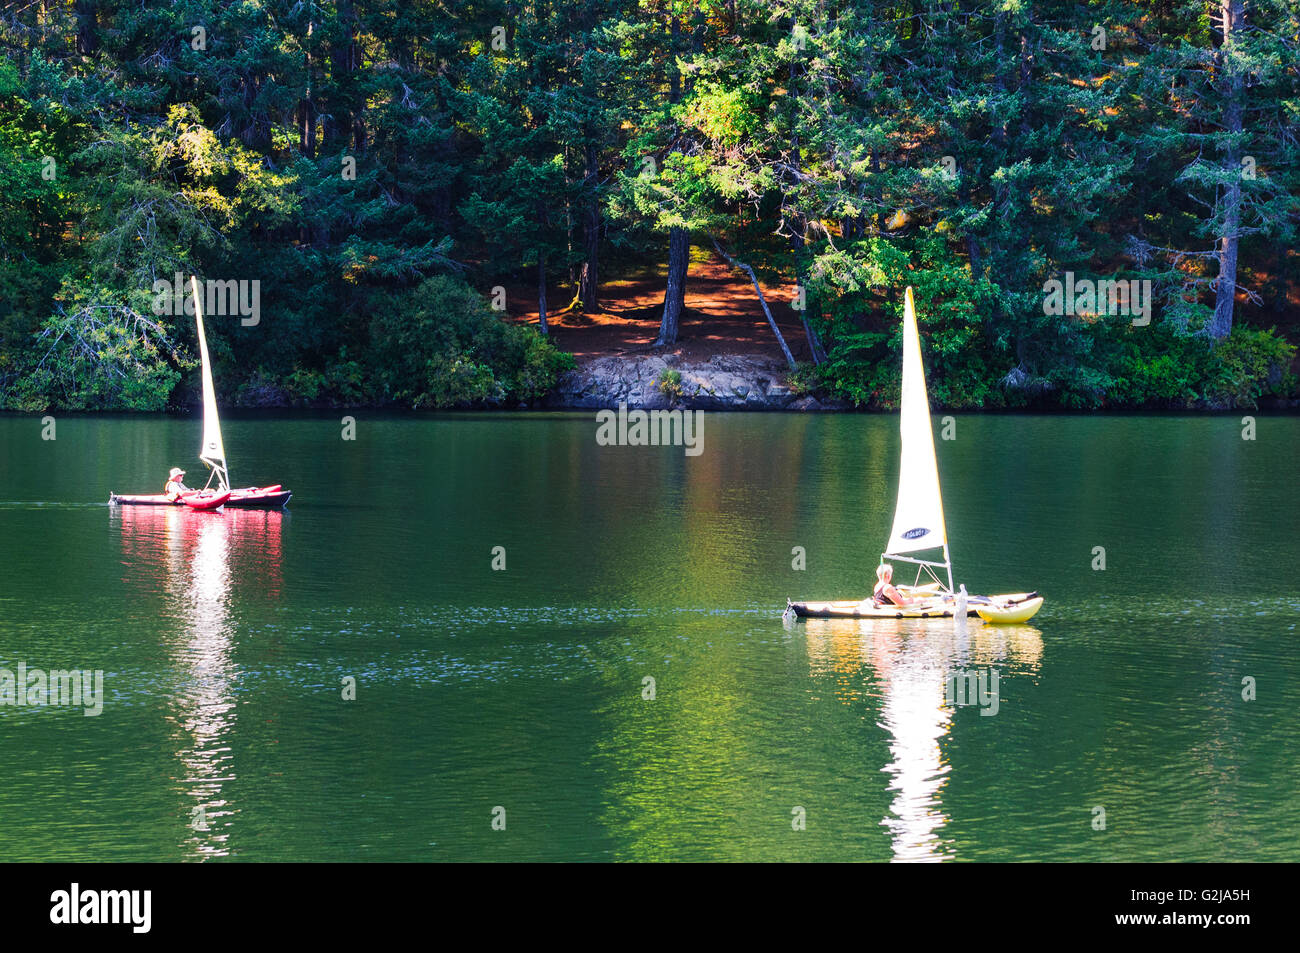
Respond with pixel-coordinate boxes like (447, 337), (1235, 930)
(884, 287), (950, 586)
(190, 275), (230, 491)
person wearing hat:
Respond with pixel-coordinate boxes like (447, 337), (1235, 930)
(164, 467), (191, 502)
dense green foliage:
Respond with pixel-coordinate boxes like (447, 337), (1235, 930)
(366, 276), (574, 407)
(796, 320), (1295, 409)
(1, 1), (1297, 411)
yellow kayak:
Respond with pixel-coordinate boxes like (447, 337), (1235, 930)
(975, 596), (1044, 624)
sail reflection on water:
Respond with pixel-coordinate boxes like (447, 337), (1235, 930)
(806, 618), (1043, 862)
(112, 506), (285, 857)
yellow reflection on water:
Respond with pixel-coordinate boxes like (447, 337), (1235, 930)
(806, 616), (1043, 862)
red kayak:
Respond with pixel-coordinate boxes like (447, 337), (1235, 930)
(109, 485), (290, 508)
(225, 485), (292, 508)
(179, 490), (230, 510)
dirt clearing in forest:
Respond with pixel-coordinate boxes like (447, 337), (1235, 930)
(503, 252), (814, 364)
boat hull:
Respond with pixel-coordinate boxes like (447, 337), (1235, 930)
(109, 485), (291, 508)
(788, 600), (970, 619)
(180, 490), (230, 510)
(225, 486), (292, 508)
(975, 596), (1044, 624)
(787, 592), (1041, 621)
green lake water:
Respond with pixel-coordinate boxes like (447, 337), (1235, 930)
(0, 412), (1296, 861)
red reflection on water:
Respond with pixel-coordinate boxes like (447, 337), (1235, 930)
(112, 505), (285, 600)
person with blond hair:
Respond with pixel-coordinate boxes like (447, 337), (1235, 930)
(873, 562), (912, 607)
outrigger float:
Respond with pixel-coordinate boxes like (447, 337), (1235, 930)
(786, 288), (1042, 625)
(109, 276), (292, 511)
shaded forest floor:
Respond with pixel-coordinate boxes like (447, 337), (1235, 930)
(502, 251), (813, 364)
(500, 247), (1300, 370)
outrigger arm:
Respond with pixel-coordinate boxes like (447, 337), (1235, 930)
(882, 546), (954, 594)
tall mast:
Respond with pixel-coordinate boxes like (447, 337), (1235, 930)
(191, 275), (230, 492)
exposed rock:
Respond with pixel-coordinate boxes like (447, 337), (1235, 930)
(548, 353), (823, 410)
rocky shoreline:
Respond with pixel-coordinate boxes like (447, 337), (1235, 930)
(546, 353), (847, 411)
(543, 352), (1300, 413)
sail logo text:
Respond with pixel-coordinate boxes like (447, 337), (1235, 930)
(50, 884), (151, 933)
(1042, 272), (1151, 326)
(152, 273), (261, 326)
(0, 665), (104, 716)
(596, 403), (704, 457)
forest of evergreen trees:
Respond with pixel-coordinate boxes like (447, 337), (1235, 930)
(1, 1), (1297, 411)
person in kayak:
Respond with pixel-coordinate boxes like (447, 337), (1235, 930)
(873, 563), (913, 607)
(164, 467), (191, 502)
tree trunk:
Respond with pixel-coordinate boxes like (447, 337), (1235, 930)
(565, 195), (575, 287)
(325, 1), (358, 150)
(966, 235), (982, 278)
(241, 74), (273, 152)
(789, 218), (825, 363)
(538, 254), (549, 336)
(785, 43), (822, 365)
(657, 228), (689, 346)
(578, 140), (600, 311)
(959, 173), (982, 277)
(993, 12), (1007, 145)
(1018, 32), (1033, 137)
(871, 150), (884, 233)
(795, 279), (827, 364)
(712, 238), (797, 370)
(1210, 0), (1245, 340)
(655, 13), (687, 346)
(298, 20), (316, 158)
(74, 1), (98, 56)
(297, 99), (316, 157)
(668, 14), (681, 102)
